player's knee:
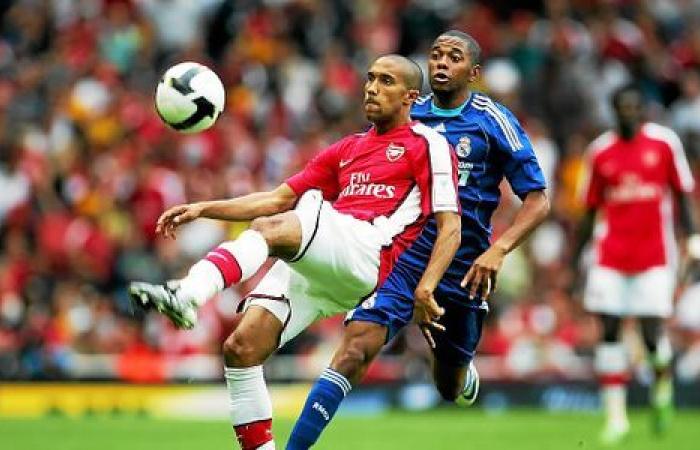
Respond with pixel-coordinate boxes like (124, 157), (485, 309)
(222, 329), (266, 367)
(250, 215), (295, 253)
(250, 216), (281, 242)
(332, 341), (369, 380)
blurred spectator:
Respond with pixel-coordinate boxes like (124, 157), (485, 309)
(0, 0), (699, 383)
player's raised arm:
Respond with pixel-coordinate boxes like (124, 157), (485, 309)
(157, 137), (345, 239)
(156, 184), (299, 239)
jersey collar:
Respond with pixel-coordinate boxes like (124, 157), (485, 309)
(430, 93), (473, 117)
(367, 120), (416, 137)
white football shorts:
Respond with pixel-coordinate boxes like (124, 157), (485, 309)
(241, 189), (384, 347)
(583, 265), (676, 318)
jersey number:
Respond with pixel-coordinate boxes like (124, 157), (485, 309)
(458, 168), (471, 186)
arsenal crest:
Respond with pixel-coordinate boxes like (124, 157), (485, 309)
(386, 143), (405, 162)
(642, 150), (659, 168)
(456, 135), (471, 158)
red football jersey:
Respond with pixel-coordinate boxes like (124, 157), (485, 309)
(286, 121), (459, 283)
(583, 123), (694, 273)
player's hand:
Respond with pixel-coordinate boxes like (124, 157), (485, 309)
(461, 244), (506, 301)
(413, 285), (445, 349)
(156, 203), (204, 239)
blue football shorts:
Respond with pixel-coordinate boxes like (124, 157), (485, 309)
(346, 260), (488, 366)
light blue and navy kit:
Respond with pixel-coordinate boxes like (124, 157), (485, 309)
(347, 92), (547, 366)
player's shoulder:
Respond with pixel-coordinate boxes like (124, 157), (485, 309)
(587, 130), (618, 159)
(471, 92), (516, 119)
(640, 122), (683, 151)
(410, 94), (433, 118)
(471, 92), (527, 150)
(408, 121), (450, 151)
(335, 130), (369, 148)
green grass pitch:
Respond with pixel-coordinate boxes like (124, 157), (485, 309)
(3, 409), (700, 450)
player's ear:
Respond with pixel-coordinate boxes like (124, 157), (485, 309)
(468, 64), (481, 83)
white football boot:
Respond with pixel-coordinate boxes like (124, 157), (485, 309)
(129, 280), (198, 329)
(455, 361), (480, 406)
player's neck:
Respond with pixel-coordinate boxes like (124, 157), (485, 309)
(618, 122), (642, 140)
(373, 113), (411, 135)
(432, 89), (471, 110)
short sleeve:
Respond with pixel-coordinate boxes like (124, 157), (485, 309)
(473, 97), (547, 197)
(581, 154), (605, 208)
(286, 137), (348, 200)
(493, 107), (547, 196)
(662, 128), (694, 194)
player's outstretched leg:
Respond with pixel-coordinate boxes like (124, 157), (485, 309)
(595, 315), (630, 445)
(641, 318), (674, 435)
(129, 214), (300, 328)
(129, 228), (268, 328)
(431, 301), (486, 407)
(224, 307), (284, 450)
(286, 321), (386, 450)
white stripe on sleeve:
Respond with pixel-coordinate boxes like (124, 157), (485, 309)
(473, 95), (523, 150)
(643, 123), (695, 192)
(410, 122), (459, 213)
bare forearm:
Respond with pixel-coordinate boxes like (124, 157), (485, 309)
(197, 184), (297, 222)
(416, 212), (461, 292)
(492, 190), (549, 254)
(571, 209), (596, 268)
(677, 192), (697, 237)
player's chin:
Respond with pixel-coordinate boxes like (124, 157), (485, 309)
(430, 80), (453, 93)
(364, 108), (383, 122)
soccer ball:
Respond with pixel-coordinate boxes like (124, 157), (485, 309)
(155, 62), (225, 133)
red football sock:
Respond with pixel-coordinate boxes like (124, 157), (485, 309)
(234, 419), (274, 450)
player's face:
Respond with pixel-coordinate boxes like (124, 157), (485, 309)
(428, 36), (479, 94)
(364, 58), (417, 123)
(614, 90), (644, 129)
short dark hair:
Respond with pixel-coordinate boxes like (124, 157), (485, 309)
(376, 54), (423, 91)
(404, 57), (424, 91)
(436, 30), (482, 65)
(611, 83), (644, 109)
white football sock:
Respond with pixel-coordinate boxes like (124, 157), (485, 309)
(219, 230), (269, 281)
(595, 343), (629, 426)
(225, 365), (273, 426)
(178, 230), (269, 307)
(178, 259), (224, 307)
(602, 385), (628, 426)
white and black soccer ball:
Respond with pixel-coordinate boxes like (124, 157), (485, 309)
(155, 62), (225, 133)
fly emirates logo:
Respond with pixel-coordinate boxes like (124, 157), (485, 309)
(606, 174), (662, 203)
(340, 172), (396, 199)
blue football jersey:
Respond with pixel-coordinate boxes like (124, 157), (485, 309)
(404, 92), (547, 279)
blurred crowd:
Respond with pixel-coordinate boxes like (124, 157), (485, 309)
(2, 0), (700, 383)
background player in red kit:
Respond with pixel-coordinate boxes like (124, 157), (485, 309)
(572, 84), (700, 443)
(129, 54), (460, 450)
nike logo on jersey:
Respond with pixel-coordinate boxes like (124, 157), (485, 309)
(339, 159), (353, 168)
